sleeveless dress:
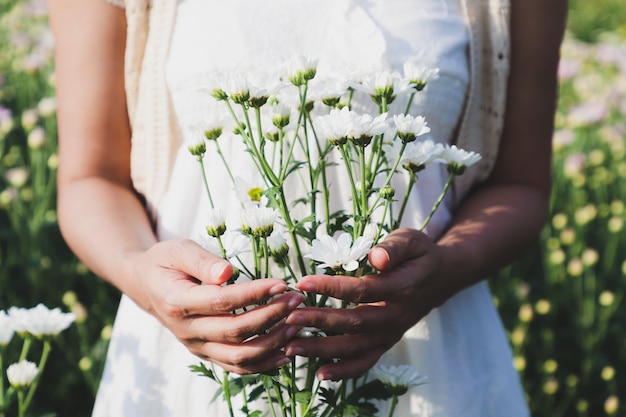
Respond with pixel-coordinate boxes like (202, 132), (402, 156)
(92, 1), (529, 416)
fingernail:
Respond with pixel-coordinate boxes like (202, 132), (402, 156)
(317, 371), (333, 381)
(286, 326), (302, 339)
(288, 293), (305, 309)
(285, 346), (303, 357)
(276, 357), (292, 367)
(297, 281), (316, 292)
(269, 282), (287, 296)
(211, 261), (228, 280)
(285, 312), (304, 325)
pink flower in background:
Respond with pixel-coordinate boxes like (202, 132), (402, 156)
(567, 102), (609, 126)
(552, 129), (575, 150)
(558, 59), (581, 81)
(564, 153), (586, 178)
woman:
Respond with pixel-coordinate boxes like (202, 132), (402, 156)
(49, 0), (567, 415)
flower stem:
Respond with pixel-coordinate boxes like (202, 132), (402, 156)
(18, 338), (31, 362)
(419, 173), (455, 231)
(368, 142), (408, 217)
(395, 175), (417, 229)
(23, 340), (51, 413)
(387, 395), (399, 417)
(17, 391), (25, 417)
(0, 352), (4, 416)
(222, 371), (235, 417)
(197, 156), (216, 209)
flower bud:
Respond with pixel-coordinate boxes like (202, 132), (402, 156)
(379, 186), (395, 200)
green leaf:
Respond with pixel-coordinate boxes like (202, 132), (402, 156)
(188, 362), (216, 380)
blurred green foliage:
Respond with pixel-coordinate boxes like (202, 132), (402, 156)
(0, 0), (624, 416)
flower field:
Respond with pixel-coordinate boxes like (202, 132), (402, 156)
(0, 0), (625, 416)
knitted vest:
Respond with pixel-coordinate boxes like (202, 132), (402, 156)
(109, 0), (510, 217)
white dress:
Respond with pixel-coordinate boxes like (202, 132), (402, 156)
(93, 1), (529, 416)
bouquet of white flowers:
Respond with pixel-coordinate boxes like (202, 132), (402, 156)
(188, 55), (480, 417)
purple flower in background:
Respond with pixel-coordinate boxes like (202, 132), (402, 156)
(558, 59), (581, 81)
(567, 102), (609, 126)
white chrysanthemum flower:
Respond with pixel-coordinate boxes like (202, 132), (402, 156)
(234, 175), (266, 206)
(241, 206), (279, 237)
(198, 230), (251, 260)
(306, 232), (373, 273)
(225, 74), (251, 104)
(287, 54), (318, 85)
(195, 112), (228, 141)
(6, 360), (38, 390)
(314, 107), (355, 146)
(9, 304), (75, 339)
(310, 77), (351, 107)
(371, 363), (428, 396)
(5, 167), (29, 188)
(393, 114), (430, 143)
(401, 139), (446, 174)
(348, 112), (390, 147)
(271, 102), (292, 128)
(205, 208), (227, 237)
(440, 144), (482, 175)
(352, 71), (411, 104)
(267, 230), (289, 258)
(403, 62), (440, 90)
(0, 310), (15, 347)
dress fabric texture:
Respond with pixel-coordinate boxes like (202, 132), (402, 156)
(92, 1), (529, 416)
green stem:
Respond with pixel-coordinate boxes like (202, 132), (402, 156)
(18, 338), (31, 362)
(357, 146), (369, 237)
(395, 175), (417, 229)
(23, 340), (51, 413)
(419, 173), (455, 231)
(388, 395), (399, 417)
(222, 371), (235, 417)
(17, 391), (25, 417)
(0, 351), (4, 416)
(213, 141), (236, 184)
(368, 142), (408, 217)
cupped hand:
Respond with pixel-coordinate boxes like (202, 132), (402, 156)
(284, 228), (452, 380)
(128, 238), (305, 375)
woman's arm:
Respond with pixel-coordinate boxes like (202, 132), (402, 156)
(284, 0), (569, 380)
(49, 0), (303, 374)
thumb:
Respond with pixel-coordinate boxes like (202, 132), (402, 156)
(161, 239), (233, 285)
(369, 228), (431, 272)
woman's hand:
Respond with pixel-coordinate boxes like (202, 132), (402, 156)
(284, 228), (448, 380)
(128, 238), (305, 375)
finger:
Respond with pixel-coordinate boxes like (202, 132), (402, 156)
(284, 333), (385, 379)
(198, 324), (301, 374)
(296, 273), (393, 303)
(167, 277), (292, 317)
(157, 239), (233, 285)
(285, 304), (392, 334)
(182, 291), (305, 343)
(368, 228), (430, 271)
(316, 348), (385, 381)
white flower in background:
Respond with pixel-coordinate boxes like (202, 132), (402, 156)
(287, 54), (318, 86)
(195, 112), (228, 141)
(401, 139), (446, 174)
(6, 360), (38, 390)
(225, 74), (251, 104)
(267, 230), (289, 258)
(348, 112), (390, 147)
(352, 70), (411, 104)
(8, 304), (76, 339)
(27, 126), (46, 149)
(0, 310), (15, 347)
(234, 174), (266, 206)
(440, 144), (482, 175)
(371, 363), (428, 396)
(307, 232), (373, 273)
(310, 77), (351, 107)
(271, 102), (292, 128)
(198, 230), (250, 260)
(403, 62), (440, 91)
(241, 206), (279, 237)
(393, 114), (430, 143)
(314, 107), (354, 146)
(5, 167), (29, 188)
(21, 108), (38, 131)
(37, 96), (57, 117)
(205, 208), (227, 237)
